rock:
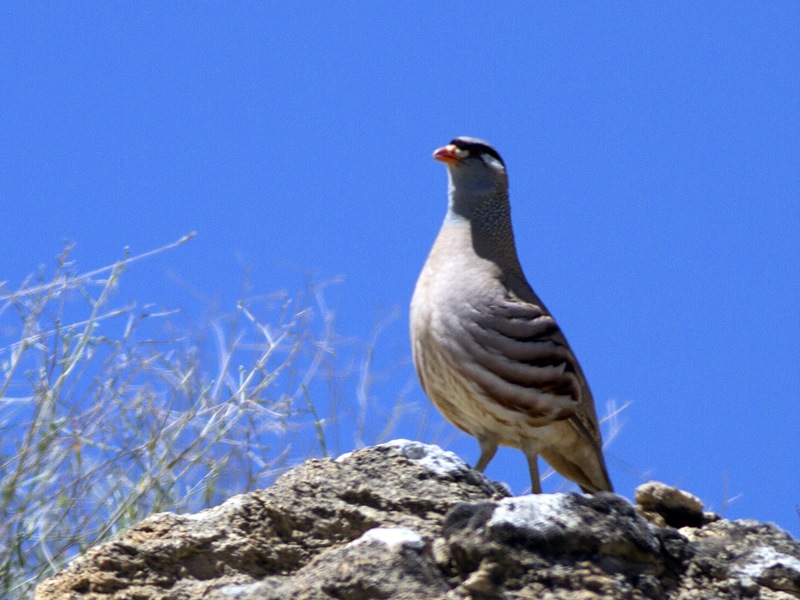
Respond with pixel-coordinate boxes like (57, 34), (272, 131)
(35, 440), (800, 600)
(635, 480), (713, 529)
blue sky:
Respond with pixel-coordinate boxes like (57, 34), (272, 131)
(2, 4), (799, 537)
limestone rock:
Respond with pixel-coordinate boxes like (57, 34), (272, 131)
(35, 440), (800, 600)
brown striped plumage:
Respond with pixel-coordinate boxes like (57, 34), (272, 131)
(410, 137), (613, 493)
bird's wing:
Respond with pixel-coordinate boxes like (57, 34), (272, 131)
(452, 292), (584, 425)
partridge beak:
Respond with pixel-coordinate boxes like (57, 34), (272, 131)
(432, 144), (461, 165)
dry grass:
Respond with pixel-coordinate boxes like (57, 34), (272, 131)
(0, 235), (413, 598)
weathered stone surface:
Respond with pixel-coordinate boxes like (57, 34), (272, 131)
(35, 440), (800, 600)
(635, 480), (712, 529)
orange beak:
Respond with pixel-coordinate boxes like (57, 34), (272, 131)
(432, 144), (461, 165)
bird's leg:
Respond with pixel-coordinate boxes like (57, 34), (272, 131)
(474, 436), (498, 472)
(524, 451), (542, 494)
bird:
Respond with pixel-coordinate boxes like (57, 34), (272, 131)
(410, 136), (613, 494)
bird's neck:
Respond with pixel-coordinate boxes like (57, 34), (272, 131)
(446, 188), (523, 271)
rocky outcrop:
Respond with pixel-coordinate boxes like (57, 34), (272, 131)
(36, 440), (800, 599)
